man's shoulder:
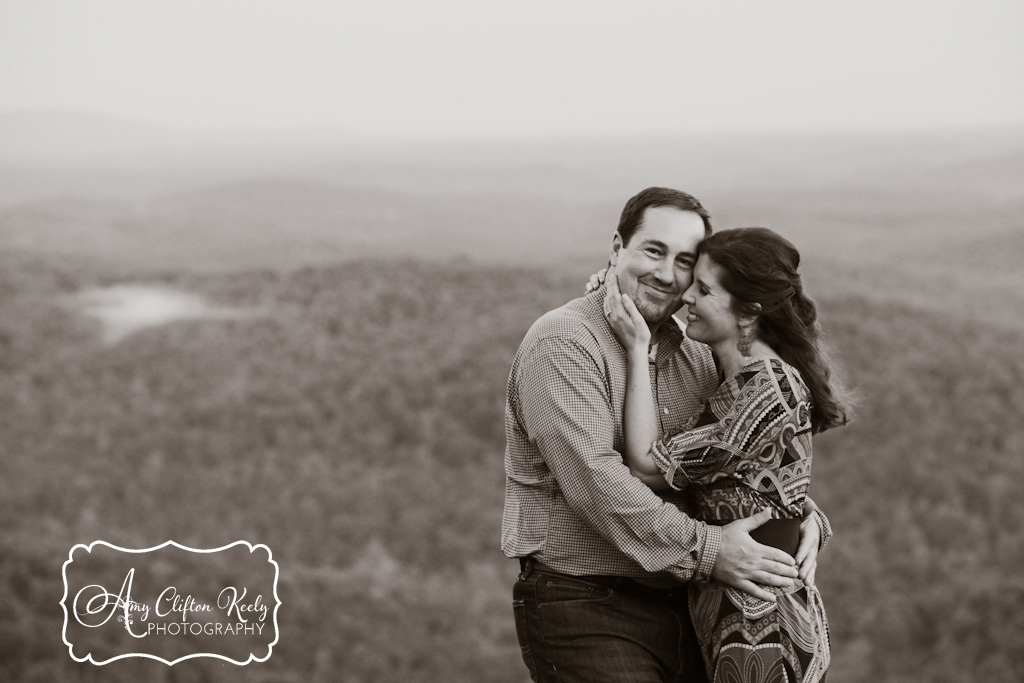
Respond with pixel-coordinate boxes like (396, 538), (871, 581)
(516, 291), (610, 362)
(531, 294), (599, 336)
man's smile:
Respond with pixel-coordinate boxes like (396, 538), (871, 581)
(637, 280), (676, 298)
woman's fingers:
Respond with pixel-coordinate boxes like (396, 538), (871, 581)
(606, 284), (629, 324)
(604, 267), (629, 326)
(585, 267), (610, 293)
(804, 565), (817, 587)
(798, 555), (817, 584)
(795, 512), (820, 571)
(620, 294), (645, 327)
(606, 266), (619, 298)
(606, 268), (636, 324)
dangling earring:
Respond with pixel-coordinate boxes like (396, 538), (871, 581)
(737, 325), (752, 357)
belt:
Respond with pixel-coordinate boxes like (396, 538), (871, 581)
(704, 516), (801, 557)
(518, 557), (687, 602)
(749, 517), (801, 557)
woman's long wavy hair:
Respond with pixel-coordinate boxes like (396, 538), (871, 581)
(698, 227), (849, 433)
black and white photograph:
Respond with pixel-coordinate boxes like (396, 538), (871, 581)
(1, 1), (1022, 681)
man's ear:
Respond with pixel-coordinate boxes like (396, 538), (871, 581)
(610, 233), (623, 264)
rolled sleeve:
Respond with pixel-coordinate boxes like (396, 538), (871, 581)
(696, 524), (722, 582)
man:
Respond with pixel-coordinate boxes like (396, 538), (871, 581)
(503, 187), (828, 682)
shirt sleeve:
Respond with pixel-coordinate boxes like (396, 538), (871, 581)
(813, 505), (833, 553)
(650, 400), (758, 492)
(517, 335), (720, 583)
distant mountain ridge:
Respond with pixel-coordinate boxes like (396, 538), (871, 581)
(0, 110), (195, 162)
(0, 110), (362, 164)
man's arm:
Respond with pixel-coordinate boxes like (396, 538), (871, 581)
(518, 335), (796, 596)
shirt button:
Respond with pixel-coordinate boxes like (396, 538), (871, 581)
(663, 408), (669, 415)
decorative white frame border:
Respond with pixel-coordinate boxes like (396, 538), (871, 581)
(60, 540), (281, 666)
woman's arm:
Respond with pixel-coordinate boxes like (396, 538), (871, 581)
(623, 349), (668, 488)
(604, 269), (667, 488)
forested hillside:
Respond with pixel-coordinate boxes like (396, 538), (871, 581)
(2, 130), (1023, 681)
(1, 251), (1022, 682)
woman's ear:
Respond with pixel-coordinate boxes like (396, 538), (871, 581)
(738, 302), (762, 328)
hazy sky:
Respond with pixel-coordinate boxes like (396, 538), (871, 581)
(1, 0), (1022, 138)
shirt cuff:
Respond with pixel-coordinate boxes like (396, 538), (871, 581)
(695, 522), (722, 583)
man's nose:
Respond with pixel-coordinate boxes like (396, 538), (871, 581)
(653, 259), (675, 284)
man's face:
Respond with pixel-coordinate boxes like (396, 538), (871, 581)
(611, 207), (706, 326)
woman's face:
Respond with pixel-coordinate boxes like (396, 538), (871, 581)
(680, 255), (742, 346)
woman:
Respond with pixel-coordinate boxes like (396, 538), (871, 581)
(603, 227), (847, 683)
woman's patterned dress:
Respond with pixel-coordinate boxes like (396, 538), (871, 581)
(650, 358), (830, 683)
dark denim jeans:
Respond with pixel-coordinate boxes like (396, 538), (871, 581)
(512, 564), (707, 683)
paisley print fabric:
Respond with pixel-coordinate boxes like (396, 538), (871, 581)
(650, 358), (830, 683)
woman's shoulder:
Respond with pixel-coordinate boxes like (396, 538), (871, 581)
(735, 357), (809, 409)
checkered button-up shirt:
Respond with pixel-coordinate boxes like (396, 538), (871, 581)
(502, 285), (723, 587)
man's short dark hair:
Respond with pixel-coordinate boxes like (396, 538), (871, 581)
(617, 187), (713, 245)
